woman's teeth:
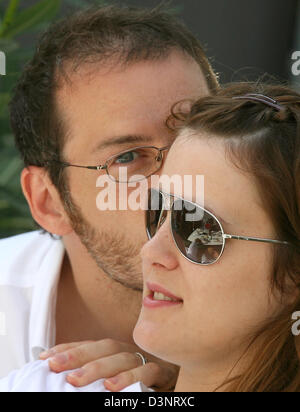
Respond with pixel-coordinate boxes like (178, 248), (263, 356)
(153, 292), (177, 302)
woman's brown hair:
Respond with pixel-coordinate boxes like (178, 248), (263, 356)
(170, 82), (300, 392)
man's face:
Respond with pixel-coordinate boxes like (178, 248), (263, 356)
(56, 51), (209, 291)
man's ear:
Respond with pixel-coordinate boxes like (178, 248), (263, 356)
(21, 166), (73, 236)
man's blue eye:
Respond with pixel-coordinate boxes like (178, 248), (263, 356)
(115, 151), (138, 164)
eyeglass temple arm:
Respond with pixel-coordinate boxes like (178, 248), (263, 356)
(53, 161), (107, 171)
(223, 234), (289, 245)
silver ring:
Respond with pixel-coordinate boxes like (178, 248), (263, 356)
(135, 352), (148, 366)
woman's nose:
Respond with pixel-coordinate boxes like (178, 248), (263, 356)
(141, 219), (179, 271)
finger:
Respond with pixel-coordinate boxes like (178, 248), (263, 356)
(104, 362), (165, 392)
(48, 339), (133, 373)
(66, 352), (143, 387)
(39, 341), (94, 360)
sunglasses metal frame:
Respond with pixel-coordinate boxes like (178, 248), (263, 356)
(147, 189), (289, 265)
(48, 145), (170, 183)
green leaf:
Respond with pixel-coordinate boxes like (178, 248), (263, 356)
(0, 0), (20, 37)
(0, 0), (61, 39)
(0, 92), (10, 115)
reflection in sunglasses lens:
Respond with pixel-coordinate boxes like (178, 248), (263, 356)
(171, 199), (223, 264)
(146, 189), (224, 265)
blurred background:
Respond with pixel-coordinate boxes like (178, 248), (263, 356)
(0, 0), (299, 238)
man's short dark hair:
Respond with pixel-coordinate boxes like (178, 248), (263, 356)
(10, 4), (219, 195)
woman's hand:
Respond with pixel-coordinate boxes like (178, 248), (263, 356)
(39, 339), (178, 392)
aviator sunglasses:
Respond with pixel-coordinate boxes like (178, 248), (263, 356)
(146, 188), (289, 265)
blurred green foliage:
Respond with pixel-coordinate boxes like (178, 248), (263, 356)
(0, 0), (63, 238)
(0, 0), (106, 238)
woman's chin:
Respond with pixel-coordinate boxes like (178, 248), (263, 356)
(133, 319), (175, 363)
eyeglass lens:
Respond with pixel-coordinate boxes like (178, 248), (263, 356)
(107, 147), (164, 182)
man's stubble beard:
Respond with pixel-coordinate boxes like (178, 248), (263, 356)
(61, 181), (144, 292)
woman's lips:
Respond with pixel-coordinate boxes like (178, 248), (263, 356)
(143, 282), (183, 309)
(143, 295), (183, 308)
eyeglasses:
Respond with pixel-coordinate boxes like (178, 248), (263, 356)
(49, 146), (170, 183)
(146, 189), (289, 265)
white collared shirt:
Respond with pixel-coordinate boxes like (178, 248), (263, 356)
(0, 231), (153, 392)
(0, 231), (65, 378)
(0, 360), (153, 392)
(0, 231), (152, 392)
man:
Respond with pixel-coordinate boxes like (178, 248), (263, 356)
(0, 4), (218, 391)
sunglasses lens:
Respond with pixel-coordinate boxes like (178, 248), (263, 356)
(146, 189), (166, 239)
(171, 199), (224, 264)
(146, 189), (224, 265)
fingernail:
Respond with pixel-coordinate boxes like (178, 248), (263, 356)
(105, 377), (120, 386)
(68, 369), (85, 379)
(49, 353), (68, 365)
(40, 349), (56, 359)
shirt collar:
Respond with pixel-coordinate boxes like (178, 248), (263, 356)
(29, 235), (65, 361)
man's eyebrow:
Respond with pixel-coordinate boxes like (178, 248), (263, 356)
(92, 134), (154, 152)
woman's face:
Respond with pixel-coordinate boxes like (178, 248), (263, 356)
(133, 130), (285, 370)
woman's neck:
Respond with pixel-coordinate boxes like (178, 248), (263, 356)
(174, 367), (229, 392)
(174, 349), (249, 392)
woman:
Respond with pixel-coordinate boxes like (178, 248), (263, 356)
(133, 82), (300, 392)
(1, 82), (299, 392)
